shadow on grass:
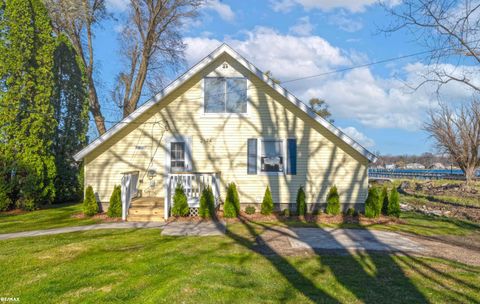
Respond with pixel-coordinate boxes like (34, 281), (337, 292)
(218, 215), (430, 303)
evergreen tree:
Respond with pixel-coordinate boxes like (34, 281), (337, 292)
(326, 185), (340, 215)
(261, 186), (274, 215)
(107, 185), (122, 218)
(223, 182), (240, 218)
(83, 185), (98, 216)
(296, 186), (306, 216)
(381, 186), (389, 215)
(365, 187), (382, 218)
(172, 183), (189, 217)
(0, 0), (57, 207)
(388, 187), (401, 218)
(51, 35), (88, 202)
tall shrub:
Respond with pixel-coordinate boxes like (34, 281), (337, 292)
(261, 186), (274, 215)
(107, 185), (122, 218)
(296, 186), (306, 216)
(0, 183), (13, 212)
(0, 0), (57, 206)
(224, 182), (240, 218)
(52, 35), (89, 203)
(388, 187), (401, 218)
(381, 186), (389, 215)
(326, 185), (340, 215)
(172, 183), (189, 217)
(83, 185), (98, 216)
(365, 187), (381, 218)
(199, 186), (215, 218)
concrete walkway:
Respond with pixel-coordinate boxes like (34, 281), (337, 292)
(161, 220), (226, 236)
(0, 222), (165, 240)
(0, 220), (227, 240)
(259, 227), (425, 254)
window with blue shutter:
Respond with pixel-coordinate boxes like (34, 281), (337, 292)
(247, 138), (257, 174)
(287, 138), (297, 175)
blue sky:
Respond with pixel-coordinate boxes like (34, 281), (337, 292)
(92, 0), (477, 155)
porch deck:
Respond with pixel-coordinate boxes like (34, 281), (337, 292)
(127, 197), (165, 222)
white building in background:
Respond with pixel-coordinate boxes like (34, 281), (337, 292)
(405, 163), (426, 169)
(385, 164), (396, 170)
(429, 162), (446, 170)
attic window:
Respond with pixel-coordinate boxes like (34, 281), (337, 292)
(204, 77), (247, 114)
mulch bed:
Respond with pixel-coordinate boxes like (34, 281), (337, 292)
(167, 210), (404, 226)
(0, 209), (27, 216)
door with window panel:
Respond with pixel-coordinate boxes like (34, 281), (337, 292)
(170, 142), (186, 173)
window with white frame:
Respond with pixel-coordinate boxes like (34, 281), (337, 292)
(170, 142), (185, 172)
(260, 139), (284, 173)
(204, 77), (247, 114)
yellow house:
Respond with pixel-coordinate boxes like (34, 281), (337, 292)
(74, 44), (376, 221)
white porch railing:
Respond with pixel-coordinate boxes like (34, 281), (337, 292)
(121, 171), (139, 221)
(165, 172), (221, 219)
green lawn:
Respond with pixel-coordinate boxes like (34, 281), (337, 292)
(246, 211), (480, 237)
(393, 179), (480, 208)
(0, 203), (103, 234)
(0, 225), (479, 303)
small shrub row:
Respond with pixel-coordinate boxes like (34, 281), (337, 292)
(365, 186), (400, 218)
(172, 183), (189, 217)
(199, 186), (216, 218)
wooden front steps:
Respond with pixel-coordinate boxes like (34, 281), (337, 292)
(127, 197), (165, 222)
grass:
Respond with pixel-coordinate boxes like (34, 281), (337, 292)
(0, 203), (103, 234)
(239, 211), (480, 237)
(0, 226), (479, 303)
(393, 179), (480, 208)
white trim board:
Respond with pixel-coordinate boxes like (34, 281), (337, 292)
(74, 43), (377, 162)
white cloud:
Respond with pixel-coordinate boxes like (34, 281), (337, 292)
(289, 16), (314, 36)
(328, 11), (363, 32)
(204, 0), (235, 22)
(185, 27), (350, 81)
(339, 126), (375, 148)
(106, 0), (129, 12)
(184, 27), (479, 131)
(270, 0), (400, 13)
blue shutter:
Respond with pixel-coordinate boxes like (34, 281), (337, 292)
(287, 138), (297, 175)
(247, 138), (257, 175)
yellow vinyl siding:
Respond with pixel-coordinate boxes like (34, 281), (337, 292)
(85, 54), (368, 207)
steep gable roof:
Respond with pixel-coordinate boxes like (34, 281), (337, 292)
(74, 44), (377, 162)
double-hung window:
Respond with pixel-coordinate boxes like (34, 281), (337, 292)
(204, 77), (247, 114)
(261, 139), (284, 173)
(248, 138), (297, 175)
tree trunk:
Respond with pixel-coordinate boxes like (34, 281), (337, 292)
(87, 76), (106, 134)
(464, 166), (476, 186)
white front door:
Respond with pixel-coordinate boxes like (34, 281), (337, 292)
(166, 136), (192, 173)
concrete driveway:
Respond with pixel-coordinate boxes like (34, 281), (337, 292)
(259, 227), (425, 254)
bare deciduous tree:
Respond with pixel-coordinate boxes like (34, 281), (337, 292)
(45, 0), (108, 134)
(45, 0), (201, 135)
(383, 0), (480, 93)
(112, 0), (201, 118)
(424, 100), (480, 183)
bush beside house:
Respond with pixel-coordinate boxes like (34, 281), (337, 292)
(261, 186), (274, 215)
(199, 186), (215, 218)
(223, 182), (240, 218)
(365, 187), (381, 218)
(172, 184), (189, 217)
(245, 206), (255, 215)
(326, 186), (340, 215)
(83, 185), (99, 216)
(388, 187), (401, 217)
(381, 186), (389, 215)
(296, 186), (306, 216)
(107, 185), (122, 218)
